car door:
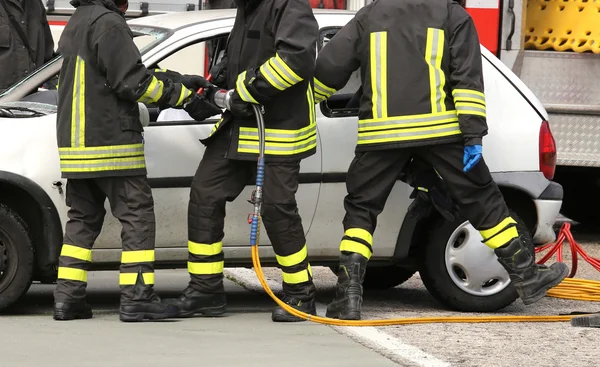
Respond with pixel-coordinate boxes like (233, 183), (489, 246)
(106, 26), (322, 256)
(306, 25), (412, 259)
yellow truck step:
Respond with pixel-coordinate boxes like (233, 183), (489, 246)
(525, 0), (600, 53)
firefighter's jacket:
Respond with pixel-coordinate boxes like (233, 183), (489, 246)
(201, 0), (319, 162)
(56, 0), (193, 179)
(0, 0), (56, 91)
(313, 0), (488, 151)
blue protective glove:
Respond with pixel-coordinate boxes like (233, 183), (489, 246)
(463, 144), (483, 172)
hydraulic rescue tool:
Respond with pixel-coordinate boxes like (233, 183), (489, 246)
(205, 87), (600, 327)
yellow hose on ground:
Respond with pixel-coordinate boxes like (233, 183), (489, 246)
(251, 245), (600, 326)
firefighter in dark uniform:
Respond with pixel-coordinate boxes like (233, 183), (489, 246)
(313, 0), (570, 320)
(0, 0), (56, 92)
(53, 0), (216, 322)
(165, 0), (320, 322)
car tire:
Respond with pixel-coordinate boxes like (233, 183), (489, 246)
(363, 267), (417, 290)
(0, 203), (34, 312)
(419, 211), (531, 312)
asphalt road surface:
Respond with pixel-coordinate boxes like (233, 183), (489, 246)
(2, 220), (600, 367)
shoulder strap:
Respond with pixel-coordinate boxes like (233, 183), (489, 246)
(0, 1), (37, 66)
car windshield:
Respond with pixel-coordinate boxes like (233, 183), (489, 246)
(0, 25), (171, 100)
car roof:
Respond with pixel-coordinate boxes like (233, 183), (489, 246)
(126, 8), (356, 30)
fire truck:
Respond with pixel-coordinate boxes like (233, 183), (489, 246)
(44, 0), (599, 225)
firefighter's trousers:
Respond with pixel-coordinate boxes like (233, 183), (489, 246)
(187, 134), (314, 300)
(54, 176), (157, 303)
(340, 142), (518, 260)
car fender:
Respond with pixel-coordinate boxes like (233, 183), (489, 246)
(0, 171), (62, 279)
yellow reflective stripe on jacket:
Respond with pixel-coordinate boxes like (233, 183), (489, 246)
(176, 86), (192, 106)
(357, 123), (461, 145)
(271, 53), (302, 84)
(58, 143), (144, 159)
(58, 267), (87, 282)
(358, 111), (459, 132)
(313, 77), (336, 103)
(121, 250), (155, 264)
(137, 76), (165, 105)
(236, 71), (259, 104)
(282, 265), (312, 284)
(370, 31), (388, 119)
(60, 156), (146, 172)
(455, 102), (486, 117)
(260, 59), (292, 91)
(188, 241), (223, 256)
(60, 244), (92, 262)
(452, 89), (486, 105)
(238, 138), (316, 155)
(276, 245), (308, 267)
(188, 261), (224, 275)
(306, 84), (316, 124)
(119, 272), (155, 285)
(71, 56), (86, 148)
(240, 123), (316, 143)
(425, 28), (447, 113)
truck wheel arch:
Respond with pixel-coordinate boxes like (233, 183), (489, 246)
(0, 171), (62, 282)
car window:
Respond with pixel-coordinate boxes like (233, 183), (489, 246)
(317, 27), (361, 118)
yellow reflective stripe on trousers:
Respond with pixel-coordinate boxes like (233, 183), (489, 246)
(71, 56), (86, 148)
(60, 156), (146, 172)
(483, 226), (519, 249)
(455, 102), (486, 117)
(58, 143), (145, 159)
(58, 267), (87, 282)
(452, 89), (486, 105)
(119, 272), (155, 285)
(188, 261), (224, 275)
(60, 244), (92, 262)
(345, 228), (373, 245)
(188, 241), (223, 256)
(282, 265), (312, 284)
(340, 239), (372, 260)
(358, 111), (459, 132)
(480, 217), (518, 239)
(137, 76), (165, 105)
(121, 250), (155, 263)
(425, 28), (447, 113)
(313, 78), (336, 102)
(276, 245), (308, 267)
(271, 53), (302, 84)
(260, 59), (292, 91)
(236, 71), (259, 104)
(370, 31), (388, 120)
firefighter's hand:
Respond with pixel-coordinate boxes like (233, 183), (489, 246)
(228, 90), (254, 117)
(209, 56), (228, 88)
(463, 144), (483, 172)
(180, 74), (212, 91)
(183, 93), (222, 122)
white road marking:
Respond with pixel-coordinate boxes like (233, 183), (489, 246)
(225, 268), (451, 367)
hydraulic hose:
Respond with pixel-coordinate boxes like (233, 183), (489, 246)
(247, 105), (600, 326)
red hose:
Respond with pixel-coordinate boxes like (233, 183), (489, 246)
(535, 222), (600, 277)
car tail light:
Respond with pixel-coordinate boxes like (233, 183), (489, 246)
(539, 120), (557, 180)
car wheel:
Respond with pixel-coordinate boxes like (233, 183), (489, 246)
(363, 266), (417, 290)
(419, 211), (531, 312)
(0, 203), (34, 312)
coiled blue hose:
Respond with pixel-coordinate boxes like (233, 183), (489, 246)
(249, 104), (265, 247)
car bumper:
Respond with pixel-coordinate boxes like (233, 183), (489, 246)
(532, 181), (563, 245)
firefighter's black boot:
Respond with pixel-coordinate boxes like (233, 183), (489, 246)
(119, 270), (181, 322)
(495, 237), (569, 305)
(271, 281), (317, 322)
(163, 285), (227, 318)
(53, 300), (93, 321)
(326, 252), (368, 320)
